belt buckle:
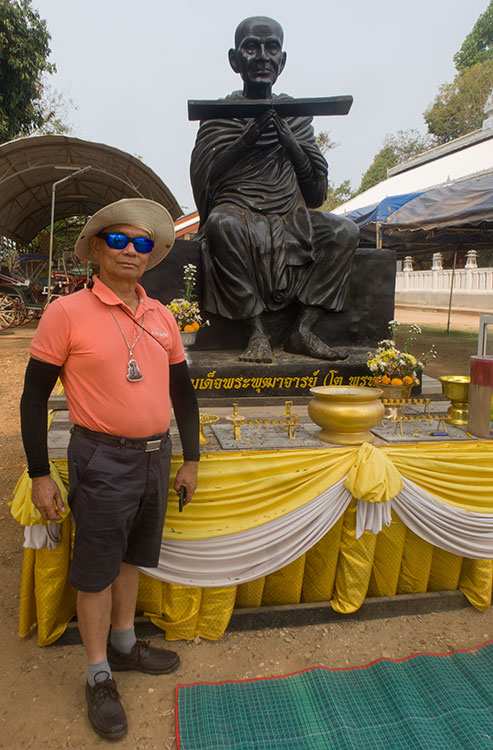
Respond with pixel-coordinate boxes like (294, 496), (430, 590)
(145, 439), (162, 452)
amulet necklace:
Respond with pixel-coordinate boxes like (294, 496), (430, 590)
(109, 306), (146, 382)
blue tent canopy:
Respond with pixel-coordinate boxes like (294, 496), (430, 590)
(345, 174), (493, 256)
(347, 191), (424, 227)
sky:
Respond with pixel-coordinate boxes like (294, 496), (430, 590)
(34, 0), (490, 214)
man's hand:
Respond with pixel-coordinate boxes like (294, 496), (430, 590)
(173, 461), (199, 507)
(31, 475), (66, 522)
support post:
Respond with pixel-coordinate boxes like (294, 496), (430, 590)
(47, 166), (92, 304)
(446, 250), (458, 334)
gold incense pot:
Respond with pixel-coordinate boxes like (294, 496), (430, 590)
(308, 386), (384, 444)
(439, 375), (470, 425)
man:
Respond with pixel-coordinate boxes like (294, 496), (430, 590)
(191, 16), (359, 363)
(20, 198), (199, 741)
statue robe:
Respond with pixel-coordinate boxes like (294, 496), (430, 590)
(190, 92), (358, 320)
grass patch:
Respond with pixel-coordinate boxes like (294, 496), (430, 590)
(394, 325), (477, 380)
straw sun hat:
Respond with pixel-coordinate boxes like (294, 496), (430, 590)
(74, 198), (175, 270)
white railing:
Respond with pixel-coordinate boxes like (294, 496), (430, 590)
(396, 267), (493, 293)
(395, 252), (493, 310)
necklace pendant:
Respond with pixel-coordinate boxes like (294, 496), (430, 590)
(127, 358), (143, 382)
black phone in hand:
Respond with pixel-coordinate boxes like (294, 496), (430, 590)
(179, 485), (187, 512)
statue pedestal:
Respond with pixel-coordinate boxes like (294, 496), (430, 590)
(185, 347), (373, 404)
(142, 241), (398, 402)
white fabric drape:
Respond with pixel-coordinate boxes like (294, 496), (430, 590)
(141, 478), (352, 586)
(356, 500), (392, 538)
(24, 474), (493, 585)
(23, 521), (61, 550)
(141, 475), (493, 587)
(391, 477), (493, 559)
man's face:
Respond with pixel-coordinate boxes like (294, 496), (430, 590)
(89, 223), (151, 283)
(230, 20), (286, 87)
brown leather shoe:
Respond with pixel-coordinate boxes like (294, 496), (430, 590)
(85, 671), (127, 741)
(107, 640), (180, 675)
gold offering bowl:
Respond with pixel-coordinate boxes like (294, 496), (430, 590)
(308, 386), (384, 445)
(439, 375), (470, 425)
(199, 413), (219, 445)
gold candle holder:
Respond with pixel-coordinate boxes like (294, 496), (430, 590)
(199, 413), (219, 445)
(226, 403), (245, 441)
(439, 375), (470, 425)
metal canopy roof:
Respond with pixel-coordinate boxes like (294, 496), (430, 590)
(0, 134), (183, 245)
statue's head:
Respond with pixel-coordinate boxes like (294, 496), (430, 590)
(229, 16), (286, 90)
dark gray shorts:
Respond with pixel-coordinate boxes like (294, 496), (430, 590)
(67, 430), (172, 593)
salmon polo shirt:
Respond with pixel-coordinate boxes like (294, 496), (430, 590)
(30, 276), (186, 438)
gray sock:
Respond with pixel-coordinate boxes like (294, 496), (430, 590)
(87, 658), (112, 686)
(111, 627), (137, 654)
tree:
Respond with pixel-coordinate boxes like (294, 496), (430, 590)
(315, 130), (337, 155)
(454, 1), (493, 71)
(320, 179), (353, 212)
(0, 0), (59, 142)
(424, 59), (493, 143)
(315, 131), (354, 210)
(356, 130), (433, 194)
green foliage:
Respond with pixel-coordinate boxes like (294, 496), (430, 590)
(477, 248), (493, 266)
(424, 59), (493, 142)
(28, 216), (86, 259)
(314, 130), (353, 210)
(356, 130), (433, 194)
(0, 0), (59, 142)
(357, 146), (397, 195)
(454, 1), (493, 71)
(319, 179), (353, 212)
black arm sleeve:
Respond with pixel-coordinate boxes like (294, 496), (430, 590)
(20, 358), (62, 478)
(169, 360), (200, 462)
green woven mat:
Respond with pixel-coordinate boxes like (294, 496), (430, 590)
(176, 642), (493, 749)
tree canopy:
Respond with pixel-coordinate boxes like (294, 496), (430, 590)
(315, 130), (355, 211)
(424, 3), (493, 143)
(424, 59), (493, 143)
(356, 130), (433, 194)
(454, 0), (493, 71)
(0, 0), (60, 142)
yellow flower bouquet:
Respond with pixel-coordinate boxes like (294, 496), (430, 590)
(167, 264), (209, 332)
(366, 321), (436, 386)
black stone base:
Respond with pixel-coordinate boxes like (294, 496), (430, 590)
(142, 242), (396, 350)
(186, 347), (374, 401)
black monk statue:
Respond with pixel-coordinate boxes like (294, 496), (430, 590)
(190, 16), (359, 363)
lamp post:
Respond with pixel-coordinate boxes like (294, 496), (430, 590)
(47, 165), (92, 304)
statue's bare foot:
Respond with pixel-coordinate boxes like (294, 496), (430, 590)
(239, 333), (274, 363)
(284, 330), (347, 361)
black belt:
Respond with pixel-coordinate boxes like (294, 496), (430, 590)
(72, 424), (169, 452)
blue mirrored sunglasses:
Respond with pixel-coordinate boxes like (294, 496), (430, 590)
(97, 232), (154, 254)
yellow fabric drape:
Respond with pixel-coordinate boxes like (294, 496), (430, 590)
(10, 461), (70, 526)
(164, 447), (356, 539)
(383, 442), (493, 513)
(15, 442), (493, 646)
(344, 443), (402, 503)
(12, 442), (493, 536)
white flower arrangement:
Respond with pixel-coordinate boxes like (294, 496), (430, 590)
(166, 264), (209, 332)
(367, 321), (436, 386)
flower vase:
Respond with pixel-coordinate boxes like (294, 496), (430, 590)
(377, 383), (412, 420)
(180, 330), (197, 364)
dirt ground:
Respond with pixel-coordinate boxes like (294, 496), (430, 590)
(1, 315), (492, 749)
